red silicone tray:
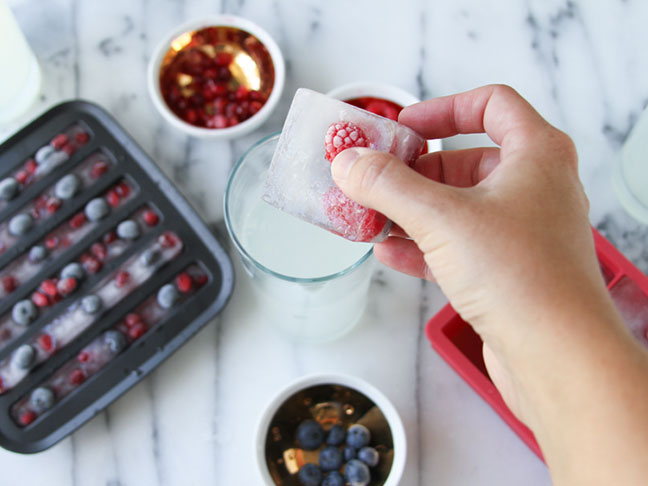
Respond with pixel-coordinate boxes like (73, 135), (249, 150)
(425, 228), (648, 460)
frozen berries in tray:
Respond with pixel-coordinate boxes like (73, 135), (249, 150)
(0, 100), (233, 453)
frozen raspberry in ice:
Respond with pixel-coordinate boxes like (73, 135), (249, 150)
(323, 187), (389, 242)
(324, 121), (369, 162)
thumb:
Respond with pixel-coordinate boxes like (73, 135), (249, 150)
(331, 147), (455, 239)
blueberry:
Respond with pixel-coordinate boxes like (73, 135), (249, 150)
(8, 213), (33, 236)
(322, 471), (344, 486)
(296, 419), (325, 450)
(12, 344), (36, 370)
(297, 463), (322, 486)
(29, 245), (48, 262)
(140, 248), (160, 266)
(61, 262), (84, 280)
(117, 220), (140, 240)
(357, 447), (379, 467)
(85, 198), (109, 221)
(157, 283), (179, 309)
(104, 330), (127, 353)
(30, 386), (55, 413)
(327, 424), (346, 446)
(0, 177), (19, 200)
(55, 174), (81, 200)
(344, 459), (370, 486)
(81, 295), (101, 314)
(346, 424), (370, 449)
(319, 445), (343, 472)
(343, 445), (356, 462)
(34, 145), (54, 164)
(12, 300), (37, 326)
(38, 151), (69, 175)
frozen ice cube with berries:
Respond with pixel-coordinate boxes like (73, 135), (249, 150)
(263, 88), (425, 243)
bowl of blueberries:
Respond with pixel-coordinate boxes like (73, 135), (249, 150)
(256, 373), (406, 486)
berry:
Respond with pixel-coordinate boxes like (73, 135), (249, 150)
(90, 160), (109, 179)
(40, 279), (58, 297)
(215, 51), (233, 67)
(319, 445), (343, 471)
(61, 262), (84, 280)
(326, 424), (346, 446)
(343, 445), (356, 462)
(45, 235), (59, 249)
(69, 212), (87, 229)
(194, 274), (208, 287)
(12, 344), (36, 370)
(69, 369), (85, 385)
(143, 210), (159, 226)
(75, 132), (90, 145)
(82, 256), (102, 274)
(322, 471), (345, 486)
(12, 300), (37, 326)
(157, 284), (179, 309)
(85, 198), (109, 221)
(19, 410), (36, 426)
(0, 177), (19, 201)
(55, 174), (81, 200)
(346, 424), (371, 449)
(57, 277), (78, 296)
(344, 459), (370, 486)
(364, 99), (400, 121)
(296, 420), (325, 450)
(81, 295), (101, 314)
(25, 158), (39, 173)
(115, 271), (130, 288)
(117, 220), (140, 240)
(125, 313), (142, 327)
(90, 242), (107, 260)
(51, 133), (68, 149)
(103, 231), (118, 244)
(38, 334), (54, 352)
(31, 291), (49, 307)
(15, 170), (29, 185)
(2, 275), (17, 293)
(78, 351), (90, 362)
(323, 187), (388, 242)
(105, 329), (127, 353)
(106, 189), (120, 207)
(324, 121), (369, 163)
(8, 213), (33, 236)
(61, 143), (76, 156)
(46, 197), (62, 213)
(30, 386), (55, 413)
(128, 322), (147, 340)
(175, 273), (192, 293)
(357, 447), (379, 467)
(115, 181), (130, 198)
(297, 463), (323, 486)
(158, 232), (177, 248)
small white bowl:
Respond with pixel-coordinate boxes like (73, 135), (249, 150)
(327, 82), (442, 153)
(147, 15), (285, 139)
(255, 373), (406, 485)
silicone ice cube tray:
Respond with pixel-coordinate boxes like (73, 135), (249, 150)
(0, 101), (233, 453)
(425, 228), (648, 460)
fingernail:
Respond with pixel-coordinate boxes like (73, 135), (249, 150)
(332, 148), (360, 181)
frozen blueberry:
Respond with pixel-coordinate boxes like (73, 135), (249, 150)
(104, 330), (127, 353)
(61, 262), (84, 280)
(346, 424), (371, 449)
(85, 198), (109, 221)
(140, 248), (160, 266)
(29, 245), (48, 262)
(319, 445), (343, 472)
(0, 177), (19, 200)
(344, 459), (370, 486)
(343, 445), (356, 462)
(38, 151), (69, 175)
(297, 463), (322, 486)
(357, 447), (379, 467)
(322, 471), (344, 486)
(11, 344), (36, 370)
(34, 145), (54, 164)
(30, 386), (55, 413)
(12, 300), (37, 326)
(55, 174), (81, 200)
(157, 284), (179, 309)
(117, 220), (140, 240)
(8, 213), (33, 236)
(327, 424), (346, 446)
(296, 419), (325, 450)
(81, 295), (101, 314)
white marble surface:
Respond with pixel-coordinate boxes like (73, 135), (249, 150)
(1, 0), (648, 485)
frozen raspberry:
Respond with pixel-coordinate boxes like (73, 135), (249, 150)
(51, 134), (68, 149)
(57, 277), (77, 296)
(40, 279), (58, 297)
(90, 242), (107, 260)
(128, 322), (147, 340)
(2, 275), (17, 293)
(322, 187), (388, 242)
(90, 161), (109, 179)
(115, 271), (130, 288)
(38, 334), (54, 352)
(324, 122), (369, 163)
(143, 210), (159, 226)
(68, 369), (85, 385)
(125, 313), (142, 327)
(31, 291), (49, 307)
(19, 410), (36, 426)
(106, 189), (120, 207)
(175, 273), (192, 293)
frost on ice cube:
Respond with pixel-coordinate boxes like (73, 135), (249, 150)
(263, 88), (425, 243)
(609, 277), (648, 348)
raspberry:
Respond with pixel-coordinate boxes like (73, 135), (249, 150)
(69, 369), (85, 385)
(38, 334), (53, 352)
(83, 256), (102, 274)
(69, 212), (87, 229)
(78, 351), (90, 363)
(322, 187), (388, 242)
(90, 242), (107, 260)
(57, 277), (77, 296)
(106, 189), (120, 207)
(19, 410), (36, 426)
(32, 291), (49, 307)
(324, 122), (369, 163)
(2, 275), (17, 293)
(75, 132), (90, 145)
(175, 273), (192, 293)
(128, 322), (147, 340)
(90, 161), (109, 179)
(40, 279), (58, 297)
(125, 313), (142, 327)
(51, 134), (68, 149)
(115, 271), (130, 288)
(143, 210), (159, 226)
(25, 159), (38, 174)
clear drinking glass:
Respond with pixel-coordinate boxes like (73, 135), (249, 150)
(0, 0), (41, 124)
(224, 133), (374, 342)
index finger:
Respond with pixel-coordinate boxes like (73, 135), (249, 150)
(399, 84), (550, 147)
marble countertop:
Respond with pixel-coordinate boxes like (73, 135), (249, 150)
(1, 0), (648, 484)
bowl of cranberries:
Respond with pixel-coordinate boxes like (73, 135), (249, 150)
(256, 373), (406, 486)
(327, 82), (442, 154)
(148, 16), (285, 138)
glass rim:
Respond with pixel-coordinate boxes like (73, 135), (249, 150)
(223, 131), (374, 284)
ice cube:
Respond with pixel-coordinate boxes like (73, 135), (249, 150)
(263, 88), (425, 243)
(609, 277), (648, 347)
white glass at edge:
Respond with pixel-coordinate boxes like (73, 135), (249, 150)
(0, 0), (41, 124)
(614, 105), (648, 224)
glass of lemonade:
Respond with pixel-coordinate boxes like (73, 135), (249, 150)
(224, 133), (375, 342)
(0, 0), (41, 124)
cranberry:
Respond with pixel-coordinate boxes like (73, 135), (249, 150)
(213, 97), (228, 114)
(115, 181), (130, 198)
(75, 132), (90, 145)
(128, 322), (147, 340)
(45, 235), (59, 249)
(34, 194), (48, 209)
(57, 277), (77, 296)
(235, 85), (248, 101)
(106, 189), (120, 207)
(103, 231), (118, 244)
(249, 101), (263, 115)
(207, 115), (228, 129)
(143, 210), (159, 226)
(194, 274), (208, 288)
(38, 334), (54, 352)
(25, 159), (38, 174)
(15, 170), (29, 185)
(115, 271), (130, 288)
(83, 256), (102, 274)
(91, 242), (107, 260)
(125, 313), (142, 327)
(175, 273), (192, 293)
(78, 351), (90, 363)
(46, 197), (62, 214)
(227, 116), (239, 127)
(217, 66), (232, 81)
(51, 134), (68, 149)
(62, 143), (76, 156)
(90, 161), (109, 179)
(19, 410), (36, 426)
(40, 279), (58, 297)
(69, 369), (86, 385)
(158, 232), (177, 248)
(185, 109), (198, 124)
(2, 275), (16, 293)
(249, 90), (266, 102)
(69, 212), (87, 229)
(215, 51), (233, 67)
(32, 291), (49, 307)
